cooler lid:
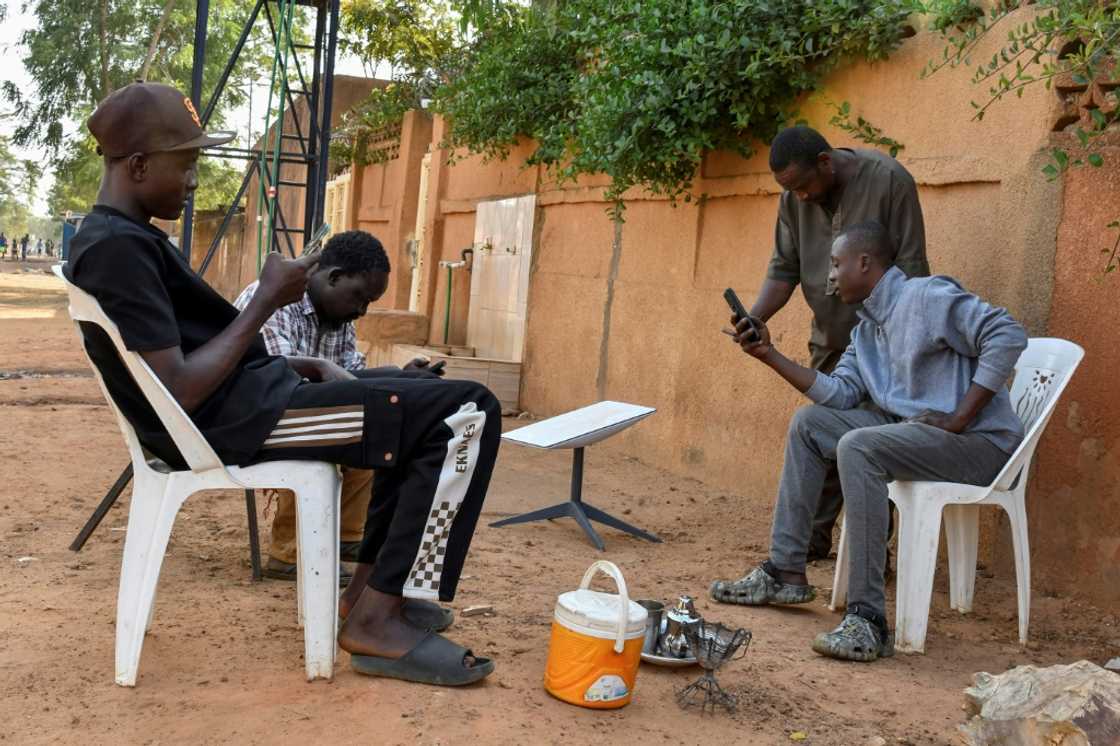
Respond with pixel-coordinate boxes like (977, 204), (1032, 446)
(555, 588), (647, 637)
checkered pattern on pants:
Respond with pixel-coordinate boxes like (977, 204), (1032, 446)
(408, 501), (459, 594)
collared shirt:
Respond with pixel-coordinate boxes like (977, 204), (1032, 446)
(806, 266), (1027, 454)
(767, 149), (930, 357)
(65, 205), (301, 468)
(233, 281), (366, 371)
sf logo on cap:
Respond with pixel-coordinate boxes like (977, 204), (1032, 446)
(182, 97), (202, 128)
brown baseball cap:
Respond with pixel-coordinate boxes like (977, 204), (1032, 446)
(88, 82), (236, 158)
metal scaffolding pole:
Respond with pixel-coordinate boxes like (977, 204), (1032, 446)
(180, 0), (211, 264)
(314, 0), (340, 230)
(180, 0), (338, 267)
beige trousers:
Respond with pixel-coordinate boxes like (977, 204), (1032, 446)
(267, 467), (373, 564)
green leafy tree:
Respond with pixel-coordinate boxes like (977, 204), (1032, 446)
(28, 214), (60, 243)
(433, 5), (580, 166)
(453, 0), (515, 34)
(45, 137), (105, 217)
(7, 0), (276, 216)
(0, 135), (39, 237)
(918, 0), (983, 33)
(333, 0), (462, 167)
(341, 0), (459, 74)
(331, 0), (574, 169)
(436, 0), (913, 205)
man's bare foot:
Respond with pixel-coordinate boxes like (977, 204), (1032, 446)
(338, 587), (427, 659)
(339, 562), (374, 619)
(338, 588), (480, 668)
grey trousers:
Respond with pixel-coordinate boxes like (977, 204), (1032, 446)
(807, 344), (845, 557)
(770, 404), (1010, 620)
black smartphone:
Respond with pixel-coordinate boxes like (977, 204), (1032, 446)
(723, 288), (761, 342)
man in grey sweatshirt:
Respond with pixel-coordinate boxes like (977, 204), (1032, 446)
(710, 220), (1028, 661)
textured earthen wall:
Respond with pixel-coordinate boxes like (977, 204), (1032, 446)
(1028, 140), (1120, 606)
(308, 6), (1118, 604)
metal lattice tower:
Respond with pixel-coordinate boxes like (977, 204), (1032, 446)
(181, 0), (341, 276)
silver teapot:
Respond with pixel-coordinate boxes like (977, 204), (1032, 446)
(659, 595), (701, 658)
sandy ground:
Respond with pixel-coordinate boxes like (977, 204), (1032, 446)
(2, 259), (1118, 746)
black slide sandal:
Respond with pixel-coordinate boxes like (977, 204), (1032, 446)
(350, 632), (494, 686)
(402, 599), (455, 632)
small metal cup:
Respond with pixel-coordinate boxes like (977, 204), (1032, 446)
(637, 600), (664, 654)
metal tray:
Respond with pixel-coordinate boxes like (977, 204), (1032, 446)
(640, 650), (698, 667)
(639, 610), (699, 667)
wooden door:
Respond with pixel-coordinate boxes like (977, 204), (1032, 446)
(468, 195), (535, 362)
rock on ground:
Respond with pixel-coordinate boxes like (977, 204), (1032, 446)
(960, 660), (1120, 745)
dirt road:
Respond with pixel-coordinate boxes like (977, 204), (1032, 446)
(2, 261), (1117, 745)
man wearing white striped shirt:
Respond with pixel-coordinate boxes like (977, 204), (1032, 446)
(233, 231), (438, 584)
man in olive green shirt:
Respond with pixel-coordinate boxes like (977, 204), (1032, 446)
(749, 126), (930, 557)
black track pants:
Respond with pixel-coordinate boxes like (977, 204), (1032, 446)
(252, 374), (501, 602)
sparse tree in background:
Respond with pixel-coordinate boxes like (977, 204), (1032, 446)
(5, 0), (276, 216)
(332, 0), (462, 169)
(0, 135), (39, 237)
(28, 214), (59, 244)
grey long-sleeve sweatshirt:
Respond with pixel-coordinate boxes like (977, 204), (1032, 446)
(805, 266), (1028, 453)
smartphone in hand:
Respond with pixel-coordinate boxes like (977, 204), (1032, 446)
(723, 288), (761, 343)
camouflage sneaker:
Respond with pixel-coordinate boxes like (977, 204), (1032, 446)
(811, 613), (895, 662)
(709, 565), (817, 606)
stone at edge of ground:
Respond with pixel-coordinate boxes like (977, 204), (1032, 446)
(959, 660), (1120, 745)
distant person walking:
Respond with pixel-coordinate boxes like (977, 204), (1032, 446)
(19, 234), (29, 260)
(0, 232), (7, 259)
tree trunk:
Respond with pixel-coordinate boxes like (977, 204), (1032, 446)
(139, 0), (179, 82)
(98, 0), (111, 98)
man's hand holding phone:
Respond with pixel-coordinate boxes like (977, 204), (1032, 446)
(723, 287), (772, 359)
(729, 314), (772, 358)
(719, 287), (821, 394)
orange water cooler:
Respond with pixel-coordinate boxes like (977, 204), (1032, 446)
(544, 560), (648, 709)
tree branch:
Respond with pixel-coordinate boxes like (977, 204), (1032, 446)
(139, 0), (179, 82)
(970, 39), (1042, 86)
(922, 7), (1019, 79)
(99, 0), (111, 98)
(970, 67), (1066, 119)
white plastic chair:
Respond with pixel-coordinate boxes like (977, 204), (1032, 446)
(829, 338), (1084, 653)
(53, 265), (341, 685)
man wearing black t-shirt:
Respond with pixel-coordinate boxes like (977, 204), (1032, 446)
(66, 82), (498, 686)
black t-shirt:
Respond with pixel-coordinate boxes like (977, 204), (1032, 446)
(64, 205), (301, 468)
